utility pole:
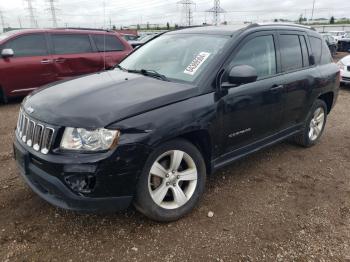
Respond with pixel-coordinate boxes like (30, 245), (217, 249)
(24, 0), (38, 28)
(177, 0), (195, 27)
(18, 16), (23, 28)
(0, 9), (5, 32)
(47, 0), (59, 27)
(206, 0), (225, 26)
(311, 0), (316, 21)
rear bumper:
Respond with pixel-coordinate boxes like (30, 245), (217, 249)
(13, 138), (150, 213)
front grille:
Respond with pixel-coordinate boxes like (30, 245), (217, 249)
(342, 76), (350, 81)
(16, 109), (55, 154)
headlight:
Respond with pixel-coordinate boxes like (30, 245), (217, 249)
(337, 61), (345, 70)
(60, 127), (120, 152)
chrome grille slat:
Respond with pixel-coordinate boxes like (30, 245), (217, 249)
(16, 110), (55, 155)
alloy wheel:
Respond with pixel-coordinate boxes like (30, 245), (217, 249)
(308, 107), (325, 141)
(148, 150), (198, 209)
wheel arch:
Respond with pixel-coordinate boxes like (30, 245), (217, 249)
(318, 91), (334, 114)
(150, 129), (213, 175)
(178, 130), (213, 175)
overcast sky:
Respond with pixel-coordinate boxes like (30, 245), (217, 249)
(1, 0), (349, 29)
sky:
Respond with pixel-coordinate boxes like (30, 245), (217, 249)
(0, 0), (349, 30)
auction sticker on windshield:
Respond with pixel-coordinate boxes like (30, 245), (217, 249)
(184, 52), (211, 75)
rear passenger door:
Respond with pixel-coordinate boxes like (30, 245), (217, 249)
(277, 31), (319, 129)
(91, 34), (130, 69)
(49, 33), (103, 80)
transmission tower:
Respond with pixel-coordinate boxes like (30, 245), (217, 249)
(47, 0), (59, 27)
(206, 0), (225, 25)
(0, 9), (5, 32)
(24, 0), (38, 28)
(177, 0), (195, 27)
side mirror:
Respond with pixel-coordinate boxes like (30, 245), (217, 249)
(1, 48), (14, 58)
(223, 65), (258, 88)
(309, 54), (316, 66)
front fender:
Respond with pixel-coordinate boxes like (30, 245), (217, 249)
(107, 93), (219, 149)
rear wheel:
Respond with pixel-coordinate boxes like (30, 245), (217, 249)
(134, 139), (206, 222)
(293, 99), (327, 147)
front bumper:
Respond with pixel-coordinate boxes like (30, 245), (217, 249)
(13, 137), (151, 213)
(340, 70), (350, 83)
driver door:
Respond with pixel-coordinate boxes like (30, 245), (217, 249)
(220, 31), (285, 154)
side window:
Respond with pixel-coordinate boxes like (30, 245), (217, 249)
(279, 34), (303, 72)
(92, 35), (125, 52)
(309, 36), (322, 64)
(299, 35), (309, 67)
(52, 34), (93, 55)
(230, 35), (277, 79)
(320, 40), (333, 64)
(4, 34), (48, 57)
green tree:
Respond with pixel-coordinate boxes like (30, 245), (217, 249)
(330, 16), (335, 24)
(166, 22), (170, 30)
(298, 14), (304, 24)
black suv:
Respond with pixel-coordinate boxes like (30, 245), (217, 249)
(14, 23), (339, 221)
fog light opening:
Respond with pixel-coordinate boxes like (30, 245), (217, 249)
(65, 174), (96, 194)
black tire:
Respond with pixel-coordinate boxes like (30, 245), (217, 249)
(293, 99), (327, 147)
(134, 139), (206, 222)
(0, 88), (8, 104)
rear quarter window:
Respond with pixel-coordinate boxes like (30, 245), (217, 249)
(320, 40), (333, 64)
(92, 35), (125, 52)
(309, 36), (322, 64)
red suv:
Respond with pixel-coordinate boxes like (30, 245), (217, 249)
(0, 28), (132, 103)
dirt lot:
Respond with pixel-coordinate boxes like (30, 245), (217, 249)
(0, 54), (350, 261)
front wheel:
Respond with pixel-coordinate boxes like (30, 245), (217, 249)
(293, 99), (327, 147)
(134, 139), (206, 222)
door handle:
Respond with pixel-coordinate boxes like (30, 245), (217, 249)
(54, 58), (65, 63)
(41, 59), (52, 64)
(270, 85), (284, 92)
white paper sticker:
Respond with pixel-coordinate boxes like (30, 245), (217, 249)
(184, 52), (211, 75)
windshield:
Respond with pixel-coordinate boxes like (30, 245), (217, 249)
(120, 33), (229, 83)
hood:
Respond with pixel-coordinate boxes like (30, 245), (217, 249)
(341, 55), (350, 65)
(23, 70), (198, 129)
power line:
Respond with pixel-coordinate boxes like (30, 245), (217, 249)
(206, 0), (225, 25)
(24, 0), (38, 28)
(47, 0), (59, 27)
(177, 0), (196, 26)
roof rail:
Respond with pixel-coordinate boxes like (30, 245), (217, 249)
(249, 22), (316, 31)
(55, 27), (113, 32)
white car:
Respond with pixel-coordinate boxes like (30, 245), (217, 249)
(329, 31), (348, 43)
(338, 55), (350, 84)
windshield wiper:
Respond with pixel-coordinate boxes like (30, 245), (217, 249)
(113, 64), (126, 71)
(130, 69), (170, 82)
(113, 66), (170, 82)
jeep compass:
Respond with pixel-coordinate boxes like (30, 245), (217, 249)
(13, 23), (339, 221)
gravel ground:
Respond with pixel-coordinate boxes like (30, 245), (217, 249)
(0, 53), (350, 261)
